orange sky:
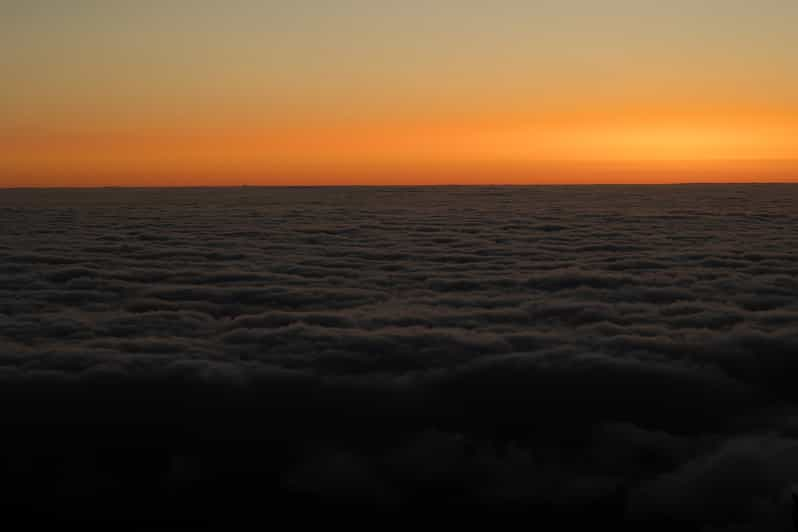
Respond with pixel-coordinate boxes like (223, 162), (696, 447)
(2, 2), (797, 186)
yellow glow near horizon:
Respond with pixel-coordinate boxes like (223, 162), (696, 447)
(4, 110), (797, 181)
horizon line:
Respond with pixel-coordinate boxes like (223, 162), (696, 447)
(4, 180), (798, 191)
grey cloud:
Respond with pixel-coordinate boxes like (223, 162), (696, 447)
(2, 185), (798, 527)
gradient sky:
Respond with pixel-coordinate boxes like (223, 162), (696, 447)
(2, 0), (797, 186)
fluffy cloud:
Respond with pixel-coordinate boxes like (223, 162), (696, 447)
(1, 185), (798, 528)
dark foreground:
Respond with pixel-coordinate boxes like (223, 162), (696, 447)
(1, 185), (798, 530)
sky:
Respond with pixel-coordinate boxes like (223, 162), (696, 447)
(2, 0), (798, 186)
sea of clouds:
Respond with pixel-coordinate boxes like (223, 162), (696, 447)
(1, 185), (798, 529)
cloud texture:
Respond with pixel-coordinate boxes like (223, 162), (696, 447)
(1, 185), (798, 529)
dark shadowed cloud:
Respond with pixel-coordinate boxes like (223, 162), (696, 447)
(1, 185), (798, 528)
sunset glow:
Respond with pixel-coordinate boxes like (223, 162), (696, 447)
(2, 1), (797, 186)
(6, 4), (798, 527)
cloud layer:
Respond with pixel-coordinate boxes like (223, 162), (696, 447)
(1, 185), (798, 528)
